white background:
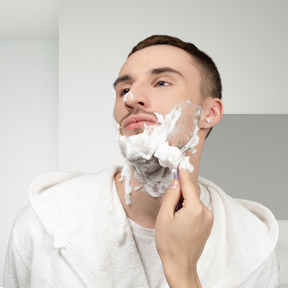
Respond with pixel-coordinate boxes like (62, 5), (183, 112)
(1, 0), (288, 285)
(0, 39), (58, 285)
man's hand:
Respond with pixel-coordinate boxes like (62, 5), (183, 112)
(155, 169), (214, 288)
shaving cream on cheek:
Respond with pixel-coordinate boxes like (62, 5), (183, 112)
(115, 101), (202, 205)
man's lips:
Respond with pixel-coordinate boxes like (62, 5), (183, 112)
(122, 114), (158, 130)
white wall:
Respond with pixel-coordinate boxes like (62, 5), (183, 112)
(0, 39), (58, 285)
(59, 0), (288, 172)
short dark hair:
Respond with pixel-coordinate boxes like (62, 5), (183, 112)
(128, 35), (222, 100)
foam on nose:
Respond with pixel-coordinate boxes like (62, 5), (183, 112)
(123, 91), (134, 103)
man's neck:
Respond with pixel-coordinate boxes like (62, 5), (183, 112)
(115, 168), (201, 229)
(115, 171), (161, 229)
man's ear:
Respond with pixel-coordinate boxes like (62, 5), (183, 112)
(199, 97), (224, 129)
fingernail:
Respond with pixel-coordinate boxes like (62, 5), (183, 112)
(169, 180), (179, 189)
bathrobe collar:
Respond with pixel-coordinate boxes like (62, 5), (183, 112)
(28, 167), (278, 288)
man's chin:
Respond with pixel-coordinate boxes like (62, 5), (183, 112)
(121, 128), (145, 137)
(134, 128), (145, 135)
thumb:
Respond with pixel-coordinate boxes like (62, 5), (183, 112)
(159, 179), (181, 217)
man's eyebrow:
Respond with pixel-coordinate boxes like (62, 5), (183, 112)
(113, 75), (132, 89)
(151, 67), (184, 77)
(113, 67), (183, 88)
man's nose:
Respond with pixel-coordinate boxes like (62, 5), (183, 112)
(124, 84), (149, 112)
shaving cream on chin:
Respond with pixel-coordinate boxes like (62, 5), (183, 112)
(115, 101), (202, 205)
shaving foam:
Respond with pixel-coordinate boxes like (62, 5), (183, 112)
(115, 101), (202, 205)
(123, 92), (134, 103)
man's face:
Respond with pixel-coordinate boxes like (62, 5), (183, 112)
(113, 45), (203, 137)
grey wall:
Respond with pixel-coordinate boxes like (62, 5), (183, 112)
(200, 115), (288, 219)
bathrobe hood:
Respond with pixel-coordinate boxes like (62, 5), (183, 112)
(28, 167), (279, 288)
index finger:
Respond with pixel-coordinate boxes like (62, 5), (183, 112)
(179, 168), (201, 202)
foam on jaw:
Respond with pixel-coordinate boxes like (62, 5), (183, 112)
(115, 100), (202, 205)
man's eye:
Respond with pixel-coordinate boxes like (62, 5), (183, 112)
(120, 88), (130, 96)
(156, 81), (169, 87)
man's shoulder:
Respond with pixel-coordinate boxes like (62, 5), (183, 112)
(18, 167), (121, 241)
(199, 176), (275, 215)
(198, 176), (279, 287)
(7, 204), (50, 266)
(29, 165), (121, 207)
(11, 204), (41, 239)
(28, 166), (120, 200)
(11, 167), (120, 235)
(198, 176), (278, 241)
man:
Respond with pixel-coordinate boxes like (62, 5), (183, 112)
(4, 35), (279, 288)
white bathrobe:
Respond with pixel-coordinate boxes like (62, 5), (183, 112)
(4, 167), (279, 288)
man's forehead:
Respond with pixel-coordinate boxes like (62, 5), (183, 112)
(122, 45), (193, 69)
(117, 45), (197, 79)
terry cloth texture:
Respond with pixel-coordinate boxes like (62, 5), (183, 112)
(4, 167), (279, 287)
